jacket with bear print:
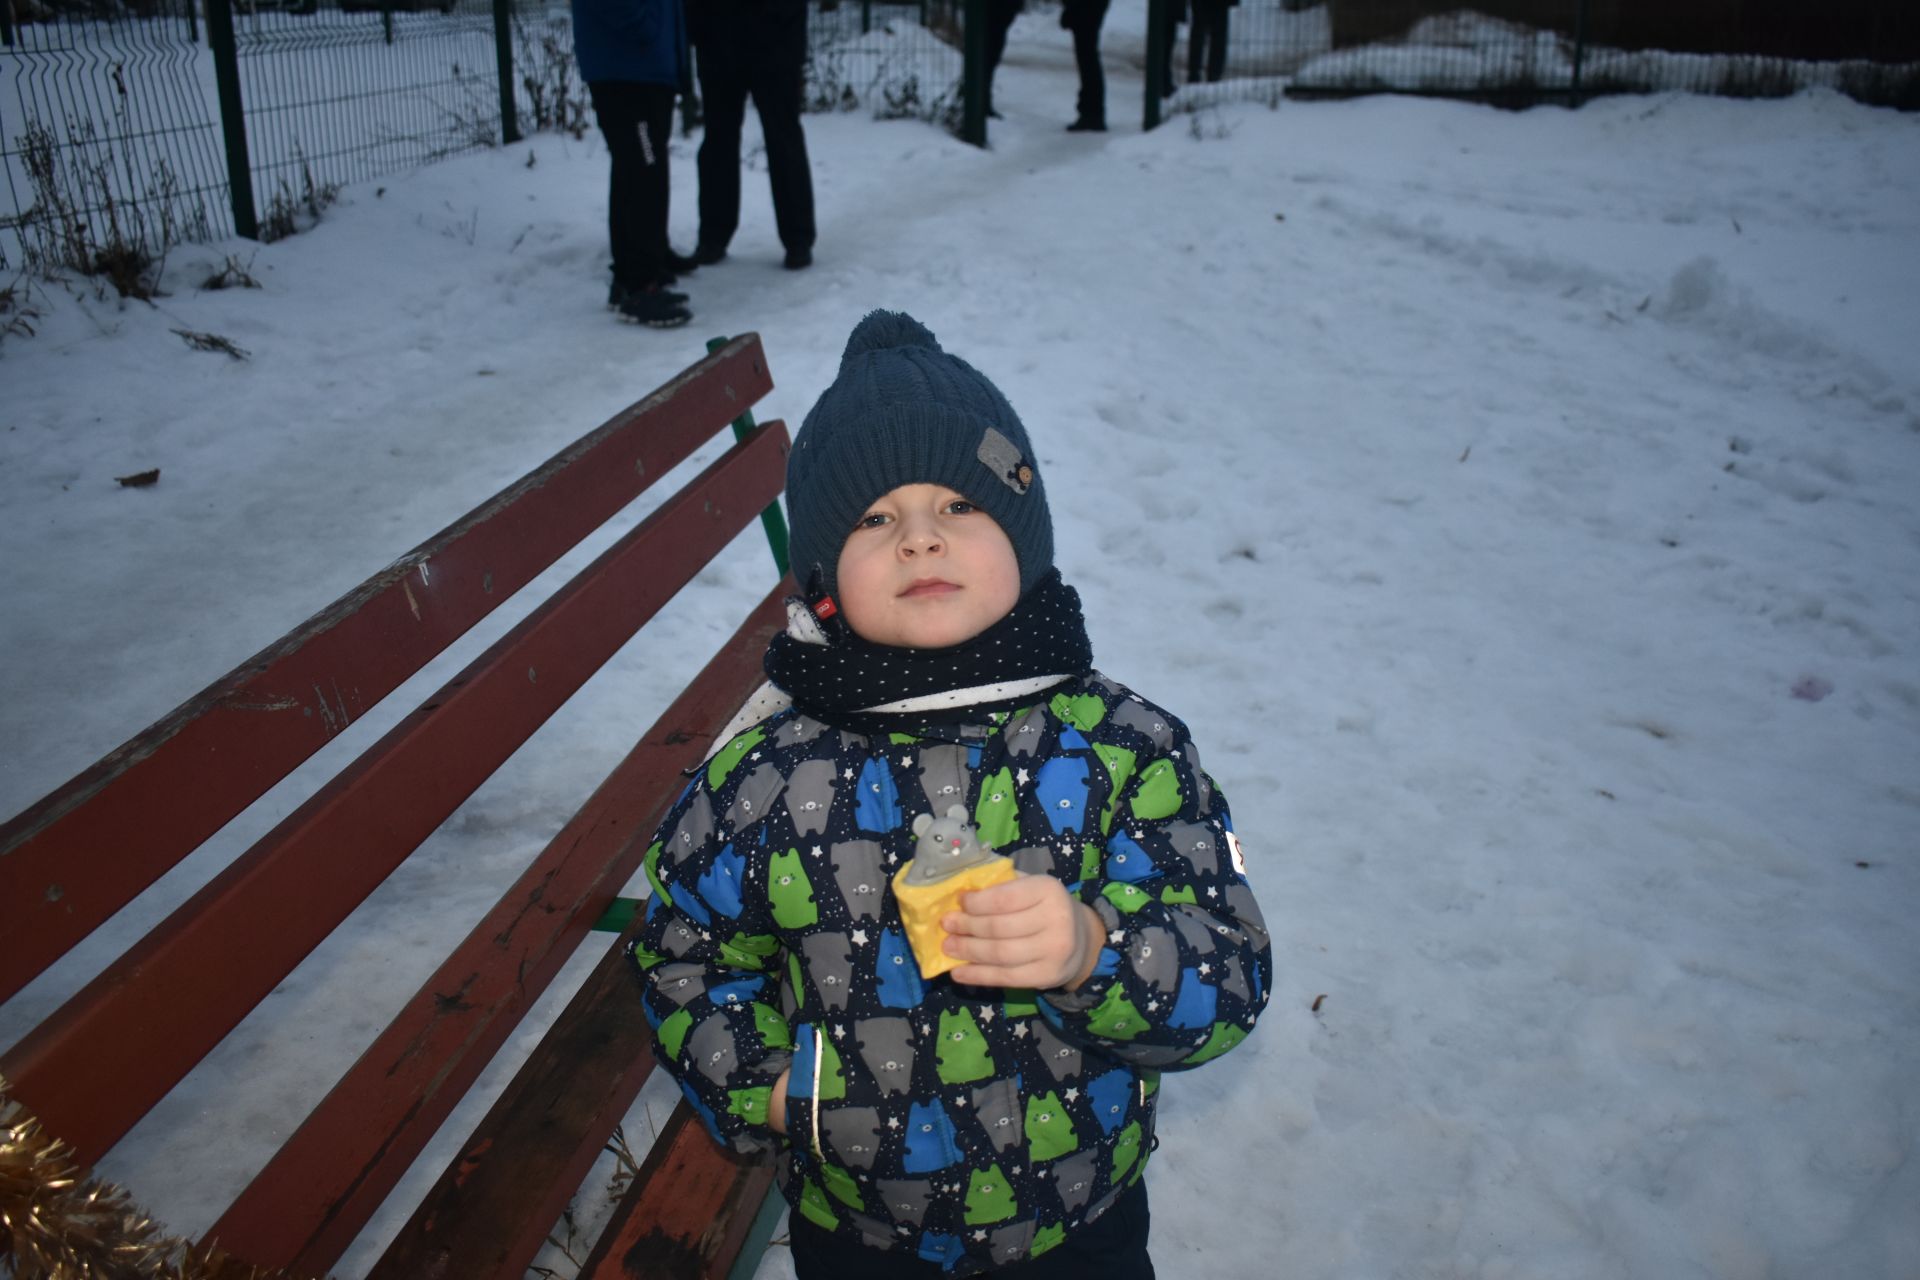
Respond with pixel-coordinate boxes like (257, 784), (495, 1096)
(631, 670), (1271, 1274)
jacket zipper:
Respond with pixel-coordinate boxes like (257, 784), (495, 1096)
(808, 1024), (825, 1160)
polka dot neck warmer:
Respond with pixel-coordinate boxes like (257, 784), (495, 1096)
(763, 570), (1093, 735)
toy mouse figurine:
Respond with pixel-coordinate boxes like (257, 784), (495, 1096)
(892, 805), (1018, 978)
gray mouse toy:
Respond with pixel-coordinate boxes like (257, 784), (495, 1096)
(903, 805), (1002, 885)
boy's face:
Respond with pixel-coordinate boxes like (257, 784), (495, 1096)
(835, 483), (1021, 649)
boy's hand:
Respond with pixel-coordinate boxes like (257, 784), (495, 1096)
(768, 1067), (789, 1135)
(943, 874), (1103, 991)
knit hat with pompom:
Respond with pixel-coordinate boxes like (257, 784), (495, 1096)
(786, 309), (1052, 600)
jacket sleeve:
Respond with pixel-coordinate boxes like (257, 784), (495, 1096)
(1036, 717), (1272, 1070)
(629, 772), (793, 1155)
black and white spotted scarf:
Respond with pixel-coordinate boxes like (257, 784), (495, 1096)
(762, 569), (1093, 735)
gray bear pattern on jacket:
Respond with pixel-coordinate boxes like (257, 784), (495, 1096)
(631, 670), (1270, 1272)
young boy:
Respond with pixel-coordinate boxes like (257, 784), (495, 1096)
(632, 310), (1270, 1277)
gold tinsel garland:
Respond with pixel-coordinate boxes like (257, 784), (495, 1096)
(0, 1073), (324, 1280)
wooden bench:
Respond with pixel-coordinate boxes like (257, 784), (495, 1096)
(0, 334), (794, 1280)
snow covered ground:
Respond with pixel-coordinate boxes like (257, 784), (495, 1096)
(4, 7), (1919, 1276)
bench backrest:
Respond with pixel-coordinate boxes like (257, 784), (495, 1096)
(0, 334), (791, 1277)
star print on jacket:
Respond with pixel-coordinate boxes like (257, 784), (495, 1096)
(631, 671), (1271, 1274)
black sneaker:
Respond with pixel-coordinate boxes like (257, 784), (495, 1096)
(616, 284), (693, 328)
(608, 280), (687, 309)
(1066, 118), (1106, 132)
(783, 246), (813, 270)
(665, 249), (701, 275)
(693, 243), (728, 266)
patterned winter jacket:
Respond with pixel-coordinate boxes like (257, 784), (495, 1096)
(631, 670), (1271, 1274)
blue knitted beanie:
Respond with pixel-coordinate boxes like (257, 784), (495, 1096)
(787, 310), (1053, 599)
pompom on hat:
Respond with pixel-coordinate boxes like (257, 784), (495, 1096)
(786, 310), (1053, 600)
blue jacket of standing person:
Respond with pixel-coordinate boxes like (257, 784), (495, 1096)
(571, 0), (686, 86)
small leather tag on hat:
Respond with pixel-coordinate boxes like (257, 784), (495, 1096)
(977, 427), (1031, 495)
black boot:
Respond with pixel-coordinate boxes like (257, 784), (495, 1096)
(615, 283), (693, 328)
(609, 279), (687, 309)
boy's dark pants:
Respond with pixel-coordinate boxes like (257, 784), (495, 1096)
(587, 80), (675, 292)
(692, 0), (816, 257)
(789, 1178), (1154, 1279)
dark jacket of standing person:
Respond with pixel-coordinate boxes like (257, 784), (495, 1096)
(573, 0), (682, 83)
(688, 0), (818, 270)
(572, 0), (692, 327)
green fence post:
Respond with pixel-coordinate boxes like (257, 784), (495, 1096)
(494, 0), (521, 144)
(1144, 0), (1166, 130)
(961, 0), (987, 146)
(590, 896), (640, 934)
(204, 0), (258, 240)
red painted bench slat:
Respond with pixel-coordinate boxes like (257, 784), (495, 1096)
(578, 1102), (780, 1280)
(0, 337), (775, 1006)
(215, 585), (791, 1275)
(1, 334), (791, 1279)
(0, 419), (789, 1166)
(322, 586), (787, 1280)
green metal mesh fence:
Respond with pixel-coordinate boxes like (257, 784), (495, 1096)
(4, 0), (1915, 277)
(2, 1), (231, 273)
(228, 1), (505, 238)
(1, 0), (970, 272)
(1, 0), (515, 272)
(803, 1), (963, 123)
(1155, 0), (1919, 113)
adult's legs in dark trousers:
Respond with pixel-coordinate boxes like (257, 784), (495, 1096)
(1189, 0), (1229, 82)
(693, 4), (815, 258)
(589, 80), (675, 292)
(1064, 0), (1109, 126)
(1071, 24), (1105, 124)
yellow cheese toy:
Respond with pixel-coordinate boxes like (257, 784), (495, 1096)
(893, 805), (1018, 979)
